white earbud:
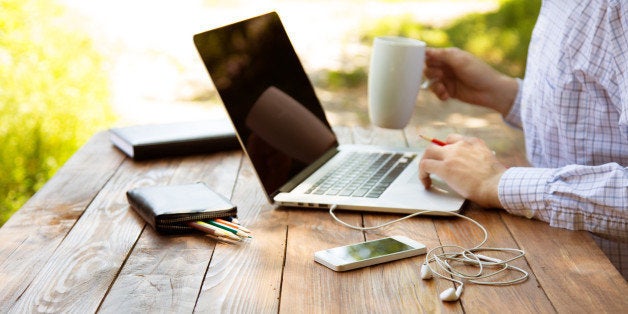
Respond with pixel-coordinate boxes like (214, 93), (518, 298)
(439, 285), (463, 302)
(420, 263), (433, 279)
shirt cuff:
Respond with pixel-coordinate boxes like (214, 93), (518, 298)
(498, 166), (555, 219)
(503, 78), (523, 129)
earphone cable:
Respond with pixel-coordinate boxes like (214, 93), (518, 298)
(328, 204), (529, 300)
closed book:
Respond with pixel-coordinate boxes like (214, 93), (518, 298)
(126, 182), (237, 234)
(109, 119), (240, 160)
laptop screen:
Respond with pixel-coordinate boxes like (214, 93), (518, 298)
(194, 12), (338, 198)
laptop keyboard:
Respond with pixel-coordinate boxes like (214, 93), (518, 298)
(305, 151), (416, 198)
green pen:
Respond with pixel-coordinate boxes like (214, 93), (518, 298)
(208, 220), (252, 238)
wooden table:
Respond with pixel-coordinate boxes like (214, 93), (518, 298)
(1, 112), (627, 312)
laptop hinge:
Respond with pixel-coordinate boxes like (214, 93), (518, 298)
(273, 147), (339, 197)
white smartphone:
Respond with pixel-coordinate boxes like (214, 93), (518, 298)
(314, 236), (426, 272)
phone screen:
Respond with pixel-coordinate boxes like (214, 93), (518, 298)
(324, 237), (414, 263)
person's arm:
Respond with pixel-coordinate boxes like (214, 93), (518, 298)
(502, 78), (524, 129)
(499, 5), (628, 241)
(424, 47), (519, 117)
(419, 135), (628, 242)
(499, 164), (628, 242)
(419, 47), (522, 207)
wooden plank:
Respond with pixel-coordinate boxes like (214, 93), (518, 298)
(359, 126), (463, 312)
(0, 132), (124, 311)
(97, 151), (242, 312)
(409, 105), (626, 311)
(194, 156), (288, 312)
(7, 157), (181, 312)
(406, 123), (552, 310)
(98, 227), (212, 312)
(432, 206), (554, 312)
(279, 126), (368, 312)
(378, 224), (450, 312)
(501, 213), (628, 312)
(282, 125), (454, 313)
(360, 211), (462, 313)
(279, 207), (366, 312)
(3, 120), (623, 313)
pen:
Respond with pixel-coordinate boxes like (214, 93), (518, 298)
(188, 221), (241, 241)
(419, 134), (447, 146)
(207, 220), (252, 238)
(214, 218), (252, 234)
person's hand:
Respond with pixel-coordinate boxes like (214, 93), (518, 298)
(424, 47), (518, 117)
(418, 134), (507, 208)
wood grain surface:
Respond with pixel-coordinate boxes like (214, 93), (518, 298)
(1, 123), (626, 313)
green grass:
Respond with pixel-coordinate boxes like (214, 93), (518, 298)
(0, 0), (115, 226)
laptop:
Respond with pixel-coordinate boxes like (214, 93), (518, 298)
(193, 12), (464, 214)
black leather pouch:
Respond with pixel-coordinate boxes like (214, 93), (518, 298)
(126, 182), (237, 234)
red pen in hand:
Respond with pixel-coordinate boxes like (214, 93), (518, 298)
(419, 134), (447, 146)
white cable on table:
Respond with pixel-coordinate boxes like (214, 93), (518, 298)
(328, 204), (529, 302)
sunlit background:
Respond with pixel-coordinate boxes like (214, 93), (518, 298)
(0, 0), (539, 225)
(58, 0), (500, 125)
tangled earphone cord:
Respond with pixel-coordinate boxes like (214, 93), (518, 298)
(328, 204), (529, 301)
(329, 204), (489, 247)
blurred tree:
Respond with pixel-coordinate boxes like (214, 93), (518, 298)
(0, 0), (115, 225)
(440, 0), (541, 77)
(361, 0), (542, 78)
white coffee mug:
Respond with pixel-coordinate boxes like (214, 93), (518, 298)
(368, 36), (426, 129)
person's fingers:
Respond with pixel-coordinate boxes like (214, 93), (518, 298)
(424, 65), (448, 99)
(424, 48), (441, 66)
(445, 133), (465, 144)
(418, 135), (467, 188)
(431, 82), (450, 101)
(419, 169), (431, 188)
(425, 47), (438, 56)
(426, 47), (462, 67)
(425, 47), (453, 66)
(423, 67), (443, 81)
(419, 158), (443, 189)
(418, 146), (446, 188)
(422, 144), (446, 159)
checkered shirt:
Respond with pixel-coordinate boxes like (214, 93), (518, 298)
(498, 0), (628, 278)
